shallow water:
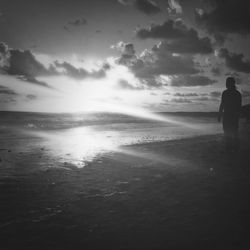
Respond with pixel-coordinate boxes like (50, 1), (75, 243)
(0, 112), (222, 168)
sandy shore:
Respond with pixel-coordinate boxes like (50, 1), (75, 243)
(1, 126), (250, 249)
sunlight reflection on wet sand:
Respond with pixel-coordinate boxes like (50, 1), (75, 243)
(24, 115), (219, 168)
(33, 127), (119, 167)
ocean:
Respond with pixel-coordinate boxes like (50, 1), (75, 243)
(0, 111), (221, 168)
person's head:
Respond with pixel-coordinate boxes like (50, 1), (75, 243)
(226, 77), (236, 90)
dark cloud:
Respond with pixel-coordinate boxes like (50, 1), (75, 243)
(170, 98), (193, 103)
(210, 91), (221, 98)
(157, 37), (212, 55)
(134, 0), (161, 15)
(193, 96), (212, 102)
(17, 75), (53, 89)
(118, 0), (161, 14)
(174, 92), (199, 97)
(112, 42), (139, 66)
(26, 94), (37, 100)
(0, 42), (10, 68)
(0, 42), (8, 53)
(137, 43), (200, 76)
(218, 48), (250, 73)
(0, 42), (54, 78)
(140, 54), (198, 77)
(112, 41), (135, 55)
(54, 61), (108, 80)
(195, 0), (250, 41)
(64, 17), (87, 31)
(0, 42), (56, 88)
(170, 75), (216, 87)
(8, 49), (51, 77)
(117, 79), (143, 90)
(1, 41), (109, 87)
(114, 40), (215, 89)
(170, 92), (219, 103)
(114, 41), (201, 87)
(55, 61), (88, 79)
(136, 19), (185, 40)
(0, 85), (17, 95)
(69, 17), (87, 27)
(63, 25), (70, 32)
(136, 20), (213, 54)
(242, 90), (250, 98)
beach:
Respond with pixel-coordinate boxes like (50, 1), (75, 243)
(1, 112), (250, 249)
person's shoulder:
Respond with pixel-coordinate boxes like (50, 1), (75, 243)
(234, 89), (242, 97)
(222, 90), (227, 96)
(236, 90), (241, 95)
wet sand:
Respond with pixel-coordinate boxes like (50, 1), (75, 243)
(1, 127), (250, 249)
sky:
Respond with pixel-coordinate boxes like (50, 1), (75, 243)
(0, 0), (250, 113)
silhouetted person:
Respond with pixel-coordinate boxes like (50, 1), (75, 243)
(218, 77), (242, 152)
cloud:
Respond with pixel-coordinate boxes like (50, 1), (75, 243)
(157, 37), (212, 55)
(1, 41), (109, 88)
(170, 98), (193, 103)
(242, 90), (250, 97)
(63, 25), (70, 32)
(26, 94), (37, 100)
(170, 91), (219, 104)
(17, 75), (53, 89)
(112, 42), (139, 66)
(174, 92), (199, 97)
(170, 75), (216, 87)
(193, 96), (211, 101)
(174, 91), (220, 99)
(0, 42), (57, 88)
(0, 42), (10, 68)
(0, 42), (54, 78)
(64, 17), (87, 31)
(118, 0), (161, 14)
(113, 40), (215, 89)
(136, 20), (213, 54)
(0, 85), (18, 95)
(195, 0), (250, 41)
(167, 0), (183, 15)
(137, 43), (200, 76)
(117, 79), (143, 90)
(136, 19), (185, 39)
(54, 61), (108, 80)
(112, 41), (136, 56)
(218, 48), (250, 73)
(69, 17), (87, 26)
(210, 91), (221, 98)
(113, 41), (202, 87)
(8, 49), (52, 77)
(134, 0), (161, 15)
